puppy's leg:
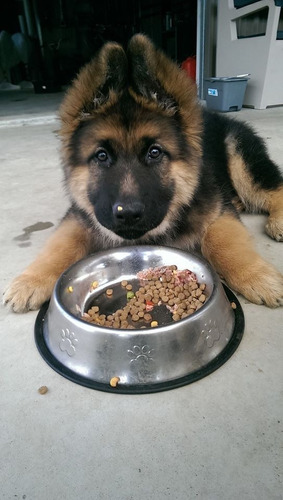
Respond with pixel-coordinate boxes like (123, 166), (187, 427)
(264, 186), (283, 241)
(225, 131), (283, 241)
(3, 216), (91, 313)
(201, 214), (283, 307)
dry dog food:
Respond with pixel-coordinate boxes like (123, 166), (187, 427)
(110, 376), (120, 387)
(38, 386), (48, 395)
(82, 265), (207, 329)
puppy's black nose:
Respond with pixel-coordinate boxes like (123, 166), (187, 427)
(112, 201), (145, 224)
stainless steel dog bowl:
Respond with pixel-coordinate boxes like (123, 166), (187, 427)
(35, 246), (244, 393)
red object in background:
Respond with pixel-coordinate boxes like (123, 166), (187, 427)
(181, 56), (196, 81)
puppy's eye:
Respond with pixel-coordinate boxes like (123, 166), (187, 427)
(96, 149), (108, 162)
(146, 145), (164, 164)
(92, 149), (111, 167)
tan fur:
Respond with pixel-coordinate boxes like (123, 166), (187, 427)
(228, 158), (266, 211)
(170, 160), (200, 207)
(226, 137), (268, 212)
(231, 196), (246, 213)
(227, 138), (283, 241)
(201, 214), (283, 307)
(68, 166), (93, 216)
(265, 186), (283, 241)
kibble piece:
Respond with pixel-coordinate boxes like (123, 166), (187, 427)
(121, 320), (129, 329)
(231, 302), (237, 309)
(106, 288), (113, 296)
(187, 308), (195, 316)
(195, 303), (203, 310)
(38, 386), (48, 395)
(144, 313), (152, 322)
(91, 281), (99, 289)
(130, 306), (138, 315)
(116, 309), (124, 317)
(127, 291), (135, 300)
(121, 280), (128, 287)
(172, 313), (181, 321)
(177, 307), (185, 316)
(67, 286), (73, 293)
(110, 376), (120, 387)
(126, 284), (133, 291)
(151, 320), (158, 328)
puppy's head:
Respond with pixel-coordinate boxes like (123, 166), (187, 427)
(60, 34), (202, 243)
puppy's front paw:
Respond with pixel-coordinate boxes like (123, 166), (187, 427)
(265, 217), (283, 242)
(229, 263), (283, 308)
(3, 272), (56, 313)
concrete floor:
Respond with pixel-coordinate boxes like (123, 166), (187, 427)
(0, 89), (283, 500)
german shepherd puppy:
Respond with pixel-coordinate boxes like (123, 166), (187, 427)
(4, 34), (283, 311)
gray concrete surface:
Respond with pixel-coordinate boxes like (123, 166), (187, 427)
(0, 91), (282, 500)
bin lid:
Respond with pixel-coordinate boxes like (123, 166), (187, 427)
(205, 75), (250, 82)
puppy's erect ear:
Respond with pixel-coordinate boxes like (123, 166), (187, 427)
(60, 42), (127, 137)
(128, 34), (199, 118)
(84, 44), (127, 112)
(127, 34), (177, 113)
(128, 34), (202, 156)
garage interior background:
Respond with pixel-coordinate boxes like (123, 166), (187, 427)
(2, 1), (283, 106)
(0, 0), (203, 92)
